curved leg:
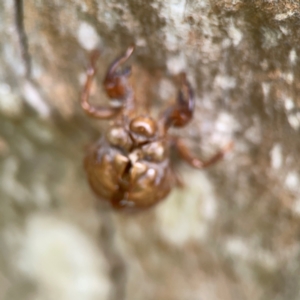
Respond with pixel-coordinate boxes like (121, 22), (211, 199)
(103, 46), (135, 111)
(81, 50), (122, 119)
(160, 72), (194, 131)
(81, 46), (135, 119)
(174, 138), (233, 169)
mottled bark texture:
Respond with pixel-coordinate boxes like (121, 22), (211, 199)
(1, 1), (300, 300)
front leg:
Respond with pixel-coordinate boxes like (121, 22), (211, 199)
(103, 46), (135, 111)
(160, 72), (194, 131)
(81, 46), (135, 119)
(81, 50), (122, 119)
(173, 138), (233, 169)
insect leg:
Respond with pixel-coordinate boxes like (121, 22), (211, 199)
(173, 138), (233, 169)
(81, 50), (122, 119)
(160, 72), (194, 131)
(103, 46), (135, 111)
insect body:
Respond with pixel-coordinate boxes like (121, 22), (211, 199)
(81, 46), (230, 212)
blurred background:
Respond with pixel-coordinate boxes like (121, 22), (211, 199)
(1, 1), (300, 299)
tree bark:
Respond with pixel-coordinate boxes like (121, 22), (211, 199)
(1, 1), (300, 300)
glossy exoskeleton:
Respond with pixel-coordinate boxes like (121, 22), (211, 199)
(81, 46), (230, 212)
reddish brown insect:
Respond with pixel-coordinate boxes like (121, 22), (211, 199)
(81, 46), (231, 212)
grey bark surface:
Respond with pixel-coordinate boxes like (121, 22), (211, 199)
(1, 1), (300, 300)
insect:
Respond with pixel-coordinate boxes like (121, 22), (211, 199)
(81, 46), (231, 212)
